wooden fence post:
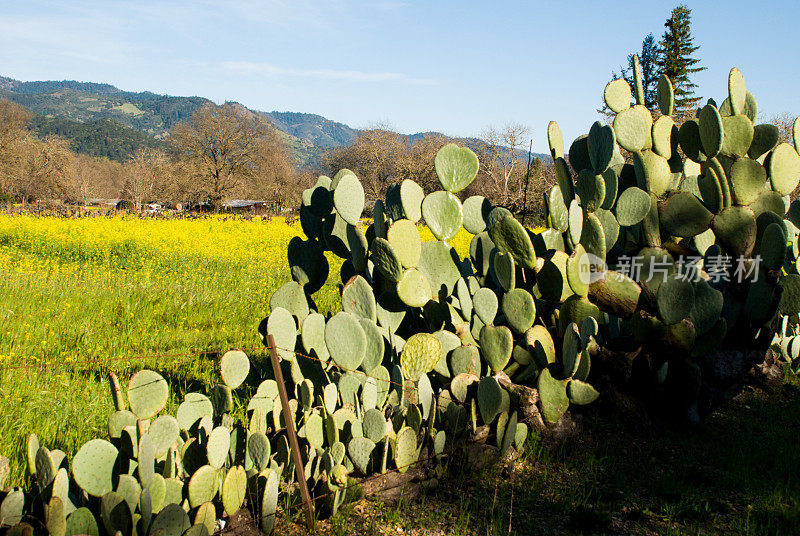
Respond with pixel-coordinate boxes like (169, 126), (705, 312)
(267, 334), (316, 531)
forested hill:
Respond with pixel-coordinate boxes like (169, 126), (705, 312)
(1, 76), (547, 167)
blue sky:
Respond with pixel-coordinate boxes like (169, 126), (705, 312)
(1, 0), (798, 153)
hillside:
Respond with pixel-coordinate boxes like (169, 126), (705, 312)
(0, 75), (548, 168)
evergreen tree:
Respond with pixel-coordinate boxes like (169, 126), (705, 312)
(600, 34), (659, 115)
(655, 4), (706, 114)
(616, 34), (660, 109)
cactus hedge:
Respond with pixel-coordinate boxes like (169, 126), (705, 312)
(2, 64), (800, 535)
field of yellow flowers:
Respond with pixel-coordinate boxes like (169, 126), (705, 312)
(0, 213), (472, 486)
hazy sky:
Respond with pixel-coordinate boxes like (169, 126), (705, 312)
(1, 0), (798, 152)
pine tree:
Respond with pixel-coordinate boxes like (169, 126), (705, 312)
(655, 4), (706, 115)
(600, 34), (659, 115)
(616, 34), (660, 109)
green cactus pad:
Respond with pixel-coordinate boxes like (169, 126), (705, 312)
(219, 350), (249, 390)
(720, 115), (754, 158)
(260, 470), (279, 534)
(450, 345), (480, 376)
(473, 287), (498, 325)
(749, 124), (780, 160)
(394, 427), (418, 473)
(358, 318), (385, 373)
(575, 170), (606, 213)
(613, 105), (653, 152)
(371, 237), (404, 282)
(728, 68), (746, 115)
(126, 369), (168, 420)
(501, 288), (536, 334)
(327, 315), (368, 372)
(347, 225), (369, 272)
(524, 325), (555, 368)
(301, 312), (330, 362)
(604, 79), (632, 113)
(769, 143), (800, 195)
(567, 380), (600, 405)
(176, 393), (213, 431)
(386, 179), (425, 222)
(546, 185), (570, 231)
(342, 275), (377, 322)
(712, 206), (757, 258)
(422, 191), (463, 241)
(565, 244), (590, 297)
(417, 241), (461, 296)
(265, 307), (297, 361)
(689, 280), (724, 335)
(64, 508), (98, 536)
(633, 150), (670, 196)
(331, 171), (365, 225)
(470, 231), (495, 277)
(348, 437), (376, 476)
(434, 143), (479, 193)
(632, 54), (645, 104)
(247, 432), (271, 472)
(594, 208), (620, 251)
(588, 121), (616, 174)
(476, 376), (504, 424)
(386, 219), (422, 269)
(538, 369), (569, 424)
(566, 198), (583, 246)
(615, 186), (651, 226)
(1, 490), (24, 528)
(760, 223), (787, 271)
(779, 274), (800, 315)
(462, 195), (492, 234)
(362, 408), (387, 443)
(658, 192), (713, 237)
(373, 199), (389, 238)
(480, 325), (513, 372)
(269, 281), (309, 320)
(657, 74), (674, 116)
(150, 504), (190, 536)
(488, 214), (537, 270)
(490, 250), (515, 291)
(568, 135), (592, 173)
(400, 333), (442, 381)
(548, 121), (565, 159)
(206, 427), (230, 470)
(99, 492), (131, 536)
(657, 276), (695, 325)
(537, 250), (571, 303)
(652, 116), (677, 160)
(558, 295), (601, 338)
(71, 439), (119, 498)
(580, 212), (607, 261)
(222, 465), (247, 516)
(699, 104), (723, 158)
(138, 434), (155, 488)
(679, 119), (706, 163)
(555, 157), (575, 204)
(188, 465), (218, 509)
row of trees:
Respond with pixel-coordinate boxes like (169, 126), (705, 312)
(0, 96), (554, 221)
(0, 99), (305, 210)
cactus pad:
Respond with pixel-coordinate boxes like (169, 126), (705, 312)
(604, 79), (632, 113)
(332, 171), (365, 225)
(386, 219), (422, 269)
(463, 195), (492, 234)
(537, 369), (569, 424)
(657, 275), (695, 325)
(567, 380), (600, 405)
(613, 105), (652, 152)
(769, 143), (800, 195)
(480, 325), (514, 372)
(220, 350), (250, 389)
(501, 288), (536, 334)
(588, 121), (616, 174)
(422, 190), (464, 241)
(489, 214), (537, 269)
(434, 143), (479, 193)
(400, 333), (442, 381)
(326, 312), (367, 371)
(615, 186), (651, 226)
(348, 437), (376, 475)
(188, 465), (218, 508)
(477, 377), (504, 424)
(342, 275), (377, 322)
(126, 369), (168, 419)
(72, 439), (119, 497)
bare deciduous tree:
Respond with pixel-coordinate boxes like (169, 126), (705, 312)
(171, 103), (268, 208)
(476, 123), (531, 207)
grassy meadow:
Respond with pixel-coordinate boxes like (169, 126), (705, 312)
(0, 213), (472, 487)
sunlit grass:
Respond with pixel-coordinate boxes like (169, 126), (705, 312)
(0, 214), (472, 486)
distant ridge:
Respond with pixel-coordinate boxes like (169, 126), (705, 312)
(0, 76), (549, 167)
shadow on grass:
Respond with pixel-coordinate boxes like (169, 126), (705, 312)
(324, 380), (800, 536)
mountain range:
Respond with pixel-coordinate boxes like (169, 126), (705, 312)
(0, 76), (547, 168)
